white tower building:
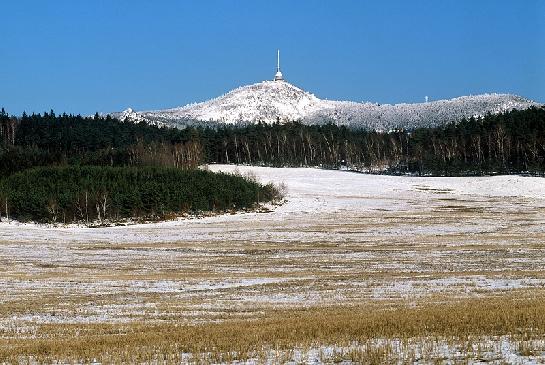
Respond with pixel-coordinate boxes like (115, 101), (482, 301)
(274, 49), (284, 81)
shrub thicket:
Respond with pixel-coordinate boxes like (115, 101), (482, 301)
(0, 166), (279, 223)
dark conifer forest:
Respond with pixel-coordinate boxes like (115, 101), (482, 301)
(0, 166), (278, 223)
(1, 106), (544, 176)
(201, 106), (545, 175)
(0, 109), (278, 223)
(0, 106), (544, 222)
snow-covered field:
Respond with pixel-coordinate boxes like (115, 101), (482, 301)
(1, 166), (545, 311)
(1, 166), (545, 362)
(3, 165), (545, 244)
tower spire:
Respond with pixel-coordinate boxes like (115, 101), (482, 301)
(274, 49), (283, 81)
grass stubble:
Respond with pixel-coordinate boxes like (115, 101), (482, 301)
(1, 294), (545, 363)
(1, 194), (545, 363)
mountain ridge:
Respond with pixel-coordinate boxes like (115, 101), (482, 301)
(111, 80), (540, 130)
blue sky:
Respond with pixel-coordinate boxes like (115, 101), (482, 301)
(1, 0), (543, 115)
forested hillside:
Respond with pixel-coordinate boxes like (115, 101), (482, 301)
(205, 107), (545, 175)
(1, 106), (544, 178)
(0, 109), (280, 223)
(0, 109), (201, 176)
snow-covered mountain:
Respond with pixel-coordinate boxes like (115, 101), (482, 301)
(113, 81), (327, 126)
(112, 80), (540, 130)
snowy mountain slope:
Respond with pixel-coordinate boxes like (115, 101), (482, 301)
(169, 81), (329, 123)
(111, 80), (540, 130)
(307, 93), (538, 131)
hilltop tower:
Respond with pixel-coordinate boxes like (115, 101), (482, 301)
(274, 49), (284, 81)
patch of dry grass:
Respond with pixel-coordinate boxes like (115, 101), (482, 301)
(1, 294), (545, 363)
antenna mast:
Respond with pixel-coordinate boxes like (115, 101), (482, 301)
(274, 49), (284, 81)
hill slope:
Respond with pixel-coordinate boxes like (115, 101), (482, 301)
(112, 80), (539, 130)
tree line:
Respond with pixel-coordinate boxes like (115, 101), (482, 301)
(1, 106), (545, 177)
(0, 110), (202, 176)
(203, 107), (545, 175)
